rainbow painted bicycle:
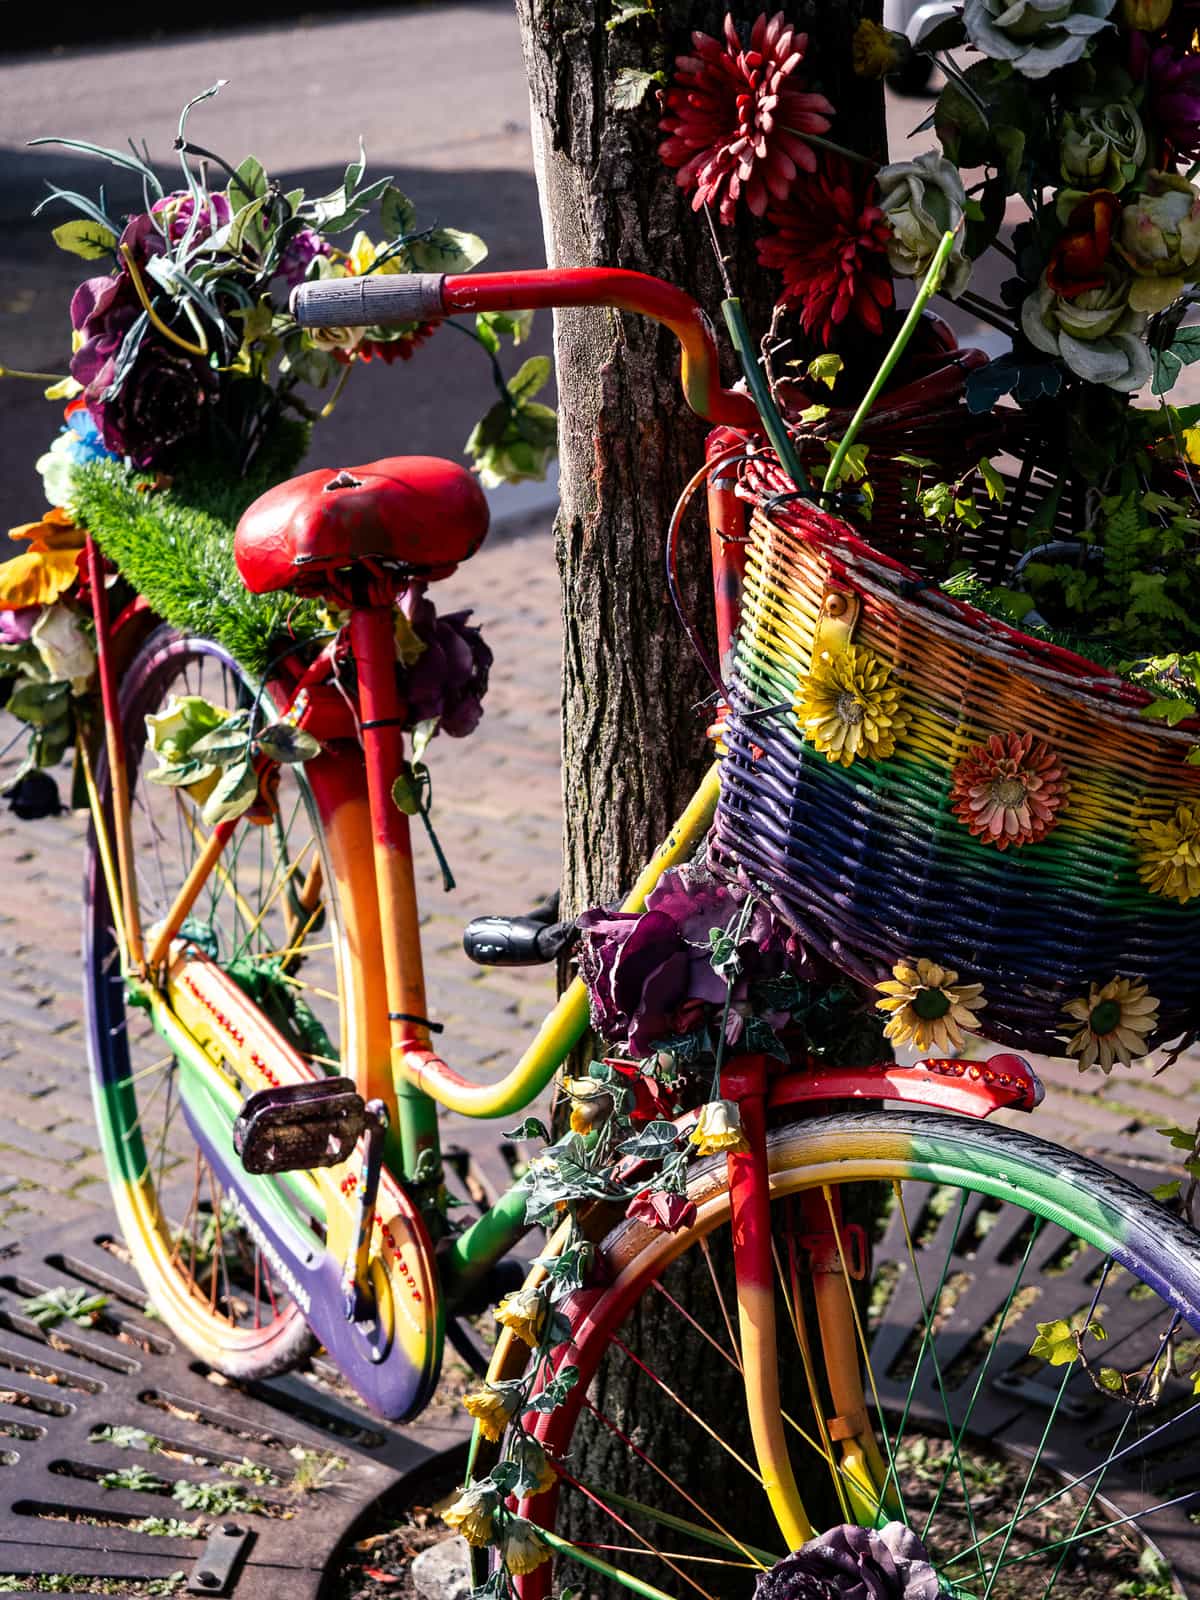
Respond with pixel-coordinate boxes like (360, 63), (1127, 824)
(81, 266), (1200, 1599)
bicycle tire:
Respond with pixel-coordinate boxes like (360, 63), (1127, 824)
(496, 1109), (1200, 1599)
(83, 624), (351, 1379)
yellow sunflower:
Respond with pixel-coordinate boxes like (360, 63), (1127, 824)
(875, 958), (987, 1054)
(797, 644), (907, 768)
(1137, 803), (1200, 905)
(1061, 977), (1159, 1073)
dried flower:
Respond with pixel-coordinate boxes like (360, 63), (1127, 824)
(875, 958), (987, 1054)
(950, 732), (1069, 849)
(442, 1482), (498, 1547)
(852, 19), (914, 77)
(658, 12), (835, 225)
(1059, 104), (1146, 193)
(877, 152), (972, 299)
(758, 157), (893, 347)
(1137, 802), (1200, 902)
(462, 1383), (522, 1443)
(1115, 170), (1200, 313)
(754, 1521), (940, 1600)
(495, 1285), (548, 1349)
(501, 1516), (551, 1576)
(1062, 976), (1159, 1071)
(798, 644), (907, 769)
(627, 1188), (699, 1233)
(690, 1099), (750, 1156)
(964, 0), (1118, 78)
(1021, 264), (1152, 390)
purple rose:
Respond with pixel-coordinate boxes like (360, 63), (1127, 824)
(274, 226), (333, 290)
(1131, 33), (1200, 159)
(0, 609), (38, 645)
(150, 189), (231, 249)
(754, 1524), (941, 1600)
(87, 344), (215, 467)
(398, 590), (492, 738)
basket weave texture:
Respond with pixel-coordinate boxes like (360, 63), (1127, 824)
(710, 491), (1200, 1060)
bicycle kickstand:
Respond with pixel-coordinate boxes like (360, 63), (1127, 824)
(341, 1099), (389, 1326)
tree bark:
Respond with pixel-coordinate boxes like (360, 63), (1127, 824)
(513, 5), (885, 1591)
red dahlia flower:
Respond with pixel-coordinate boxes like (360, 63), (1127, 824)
(1045, 190), (1120, 297)
(756, 157), (893, 346)
(659, 11), (835, 225)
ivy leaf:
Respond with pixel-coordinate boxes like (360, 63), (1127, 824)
(708, 926), (741, 981)
(1029, 1317), (1105, 1366)
(1097, 1367), (1124, 1393)
(1141, 698), (1196, 727)
(528, 1364), (579, 1413)
(1152, 327), (1200, 396)
(1151, 1179), (1181, 1201)
(978, 458), (1006, 504)
(379, 185), (417, 241)
(807, 353), (844, 391)
(51, 218), (117, 259)
(407, 227), (488, 272)
(612, 67), (665, 111)
(200, 759), (259, 827)
(505, 1116), (551, 1143)
(532, 1240), (595, 1296)
(255, 722), (321, 764)
(616, 1121), (680, 1161)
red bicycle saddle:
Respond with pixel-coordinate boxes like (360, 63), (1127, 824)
(235, 455), (490, 595)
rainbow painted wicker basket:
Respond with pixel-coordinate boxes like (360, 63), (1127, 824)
(709, 472), (1200, 1065)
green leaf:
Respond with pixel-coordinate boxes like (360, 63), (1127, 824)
(508, 356), (552, 403)
(527, 1364), (579, 1413)
(229, 154), (268, 205)
(228, 195), (269, 254)
(612, 67), (666, 111)
(607, 0), (653, 26)
(799, 404), (830, 425)
(1141, 698), (1196, 727)
(505, 1117), (551, 1143)
(978, 458), (1006, 504)
(391, 770), (422, 815)
(22, 1286), (108, 1328)
(51, 218), (117, 259)
(476, 309), (533, 353)
(406, 227), (488, 272)
(145, 759), (218, 790)
(200, 760), (259, 826)
(616, 1121), (680, 1161)
(1029, 1316), (1104, 1366)
(807, 353), (844, 391)
(410, 718), (439, 765)
(254, 722), (321, 764)
(7, 678), (71, 729)
(1152, 328), (1200, 396)
(379, 185), (417, 241)
(1150, 1179), (1181, 1201)
(1098, 1367), (1124, 1393)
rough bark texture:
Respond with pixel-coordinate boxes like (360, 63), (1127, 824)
(513, 6), (884, 1592)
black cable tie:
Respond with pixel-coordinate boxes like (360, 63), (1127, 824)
(389, 1012), (445, 1034)
(360, 716), (408, 731)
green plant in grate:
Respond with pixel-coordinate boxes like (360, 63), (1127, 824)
(20, 1287), (108, 1329)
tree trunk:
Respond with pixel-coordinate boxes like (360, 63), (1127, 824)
(513, 5), (885, 1591)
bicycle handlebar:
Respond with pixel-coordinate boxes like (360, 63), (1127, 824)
(291, 268), (760, 431)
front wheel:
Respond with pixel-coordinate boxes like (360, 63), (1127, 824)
(503, 1110), (1200, 1599)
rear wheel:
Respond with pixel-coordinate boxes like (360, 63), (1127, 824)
(84, 626), (350, 1378)
(503, 1111), (1200, 1599)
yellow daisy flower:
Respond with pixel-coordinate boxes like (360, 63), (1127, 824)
(875, 958), (987, 1054)
(442, 1482), (498, 1547)
(797, 644), (907, 768)
(1062, 977), (1159, 1073)
(502, 1516), (551, 1576)
(1137, 803), (1200, 905)
(463, 1383), (521, 1443)
(689, 1098), (750, 1156)
(495, 1285), (548, 1350)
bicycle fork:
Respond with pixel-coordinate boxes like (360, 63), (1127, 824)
(724, 1061), (897, 1551)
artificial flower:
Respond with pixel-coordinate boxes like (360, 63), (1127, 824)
(150, 189), (231, 250)
(33, 410), (116, 512)
(8, 507), (86, 553)
(462, 1382), (522, 1443)
(501, 1516), (551, 1576)
(395, 589), (492, 738)
(1059, 104), (1146, 194)
(5, 770), (62, 821)
(88, 341), (214, 467)
(1136, 802), (1200, 902)
(564, 1075), (612, 1135)
(689, 1098), (750, 1156)
(0, 608), (38, 646)
(144, 694), (230, 806)
(273, 225), (333, 290)
(1062, 976), (1159, 1070)
(510, 1433), (557, 1496)
(964, 0), (1117, 78)
(305, 322), (365, 356)
(852, 19), (914, 77)
(31, 605), (94, 694)
(1130, 34), (1200, 161)
(627, 1188), (699, 1233)
(1021, 265), (1152, 390)
(442, 1482), (498, 1547)
(658, 12), (835, 225)
(1115, 170), (1200, 313)
(0, 547), (83, 611)
(875, 958), (987, 1054)
(876, 153), (971, 298)
(798, 644), (907, 768)
(1046, 190), (1120, 298)
(950, 731), (1069, 849)
(1121, 0), (1173, 23)
(754, 1521), (940, 1600)
(758, 157), (894, 346)
(495, 1284), (548, 1349)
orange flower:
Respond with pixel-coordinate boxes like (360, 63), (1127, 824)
(1046, 191), (1120, 299)
(950, 732), (1069, 850)
(9, 507), (86, 553)
(0, 547), (83, 610)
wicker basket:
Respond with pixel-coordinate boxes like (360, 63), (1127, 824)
(709, 478), (1200, 1061)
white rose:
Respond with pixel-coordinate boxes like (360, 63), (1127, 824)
(32, 605), (95, 694)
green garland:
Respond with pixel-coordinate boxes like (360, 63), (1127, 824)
(71, 418), (323, 677)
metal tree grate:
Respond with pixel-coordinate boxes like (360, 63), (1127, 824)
(0, 1214), (467, 1599)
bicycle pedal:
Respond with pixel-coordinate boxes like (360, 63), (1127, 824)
(234, 1078), (369, 1175)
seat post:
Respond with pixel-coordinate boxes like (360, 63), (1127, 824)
(347, 602), (441, 1176)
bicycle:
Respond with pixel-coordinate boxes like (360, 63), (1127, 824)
(78, 264), (1200, 1600)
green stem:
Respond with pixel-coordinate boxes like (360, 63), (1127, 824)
(786, 129), (879, 170)
(822, 229), (958, 502)
(721, 297), (809, 494)
(0, 364), (71, 383)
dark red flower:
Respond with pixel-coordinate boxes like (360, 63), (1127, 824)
(627, 1189), (698, 1234)
(1045, 190), (1120, 298)
(757, 157), (893, 346)
(1138, 37), (1200, 160)
(659, 12), (835, 225)
(333, 323), (439, 366)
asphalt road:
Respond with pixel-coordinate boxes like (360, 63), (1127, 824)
(0, 1), (553, 542)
